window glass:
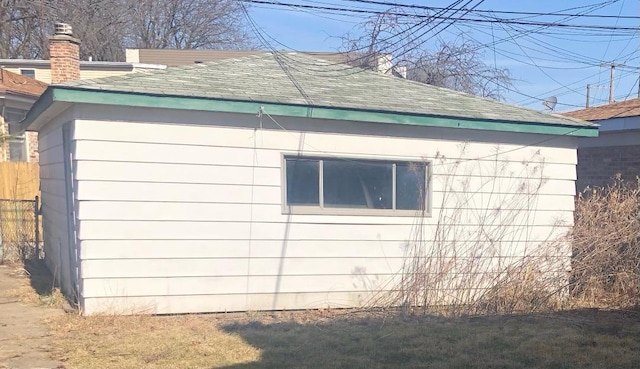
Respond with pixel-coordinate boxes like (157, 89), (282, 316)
(284, 156), (427, 214)
(20, 69), (35, 79)
(323, 159), (392, 209)
(396, 162), (426, 210)
(9, 140), (26, 162)
(286, 158), (319, 205)
(6, 115), (27, 162)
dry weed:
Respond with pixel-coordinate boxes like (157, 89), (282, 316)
(571, 175), (640, 308)
(373, 148), (570, 316)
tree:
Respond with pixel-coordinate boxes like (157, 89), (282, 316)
(0, 1), (46, 58)
(46, 0), (132, 61)
(341, 9), (512, 100)
(128, 0), (253, 50)
(0, 0), (254, 61)
(407, 39), (511, 100)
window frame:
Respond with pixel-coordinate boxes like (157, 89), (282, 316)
(281, 154), (431, 217)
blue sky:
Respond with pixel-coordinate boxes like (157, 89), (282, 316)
(247, 0), (639, 112)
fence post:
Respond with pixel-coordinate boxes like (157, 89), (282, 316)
(34, 195), (40, 259)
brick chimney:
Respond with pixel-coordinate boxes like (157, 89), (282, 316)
(49, 23), (81, 84)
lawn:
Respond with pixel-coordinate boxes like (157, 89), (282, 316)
(46, 308), (640, 369)
(8, 261), (640, 369)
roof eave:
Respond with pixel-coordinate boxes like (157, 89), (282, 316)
(22, 87), (72, 131)
(0, 90), (41, 104)
(23, 86), (600, 137)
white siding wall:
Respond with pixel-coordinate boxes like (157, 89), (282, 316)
(70, 112), (577, 315)
(38, 110), (76, 297)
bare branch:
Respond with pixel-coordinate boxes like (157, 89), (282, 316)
(341, 10), (513, 100)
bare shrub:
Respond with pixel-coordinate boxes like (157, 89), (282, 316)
(571, 175), (640, 307)
(371, 146), (572, 316)
(475, 248), (569, 314)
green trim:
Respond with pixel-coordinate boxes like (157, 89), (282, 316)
(26, 87), (599, 137)
(22, 87), (54, 129)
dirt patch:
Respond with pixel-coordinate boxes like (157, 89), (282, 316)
(0, 263), (64, 369)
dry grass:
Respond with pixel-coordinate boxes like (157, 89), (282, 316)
(46, 309), (640, 369)
(48, 314), (261, 368)
(6, 260), (66, 308)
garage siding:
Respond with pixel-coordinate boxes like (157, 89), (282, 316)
(72, 115), (577, 314)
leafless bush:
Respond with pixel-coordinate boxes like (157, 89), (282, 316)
(571, 175), (640, 308)
(367, 146), (571, 316)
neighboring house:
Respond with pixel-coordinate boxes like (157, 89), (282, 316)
(0, 27), (166, 163)
(125, 48), (405, 76)
(0, 69), (47, 162)
(562, 98), (640, 191)
(0, 59), (165, 84)
(24, 30), (597, 315)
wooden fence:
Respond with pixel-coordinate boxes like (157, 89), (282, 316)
(0, 162), (39, 200)
(0, 162), (41, 262)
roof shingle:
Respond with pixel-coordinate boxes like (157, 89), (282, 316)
(0, 69), (47, 98)
(60, 52), (593, 128)
(561, 98), (639, 121)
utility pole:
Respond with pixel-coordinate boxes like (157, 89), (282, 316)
(600, 62), (627, 104)
(585, 84), (606, 108)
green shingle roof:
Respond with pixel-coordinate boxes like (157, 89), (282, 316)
(52, 52), (595, 131)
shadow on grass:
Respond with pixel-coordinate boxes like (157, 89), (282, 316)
(219, 310), (640, 369)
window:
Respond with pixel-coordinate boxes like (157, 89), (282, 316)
(4, 110), (27, 162)
(284, 156), (429, 215)
(20, 69), (36, 79)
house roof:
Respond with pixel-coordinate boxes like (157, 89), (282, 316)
(25, 53), (597, 136)
(561, 98), (640, 121)
(0, 68), (47, 98)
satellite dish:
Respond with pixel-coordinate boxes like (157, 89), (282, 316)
(542, 96), (557, 111)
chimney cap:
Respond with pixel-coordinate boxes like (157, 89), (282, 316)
(54, 23), (73, 36)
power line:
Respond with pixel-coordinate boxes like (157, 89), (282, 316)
(243, 0), (638, 107)
(340, 0), (640, 20)
(517, 69), (638, 107)
(245, 0), (636, 80)
(240, 0), (640, 32)
(243, 0), (623, 80)
(600, 0), (627, 66)
(243, 0), (485, 78)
